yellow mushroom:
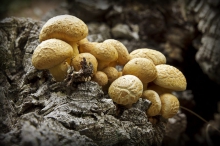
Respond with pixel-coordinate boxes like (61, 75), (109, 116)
(130, 48), (166, 65)
(78, 37), (89, 46)
(91, 71), (108, 86)
(71, 53), (98, 75)
(118, 71), (123, 77)
(79, 41), (118, 70)
(108, 75), (143, 105)
(142, 90), (161, 117)
(153, 64), (187, 91)
(122, 58), (157, 84)
(160, 93), (180, 119)
(103, 39), (131, 66)
(102, 67), (119, 84)
(39, 14), (88, 58)
(32, 39), (73, 81)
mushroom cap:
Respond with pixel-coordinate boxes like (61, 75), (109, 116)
(108, 75), (143, 105)
(39, 15), (88, 42)
(32, 39), (74, 70)
(92, 71), (108, 86)
(79, 42), (118, 62)
(79, 42), (98, 53)
(153, 64), (187, 91)
(160, 93), (180, 119)
(130, 48), (166, 65)
(142, 90), (161, 116)
(71, 53), (98, 74)
(104, 39), (131, 65)
(122, 58), (157, 83)
(102, 67), (119, 83)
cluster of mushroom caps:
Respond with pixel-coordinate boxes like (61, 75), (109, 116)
(32, 14), (187, 119)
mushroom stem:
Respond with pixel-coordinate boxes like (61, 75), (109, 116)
(69, 42), (79, 57)
(143, 83), (148, 91)
(48, 61), (69, 81)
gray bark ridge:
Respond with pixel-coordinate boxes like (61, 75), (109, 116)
(187, 0), (220, 83)
(0, 17), (166, 146)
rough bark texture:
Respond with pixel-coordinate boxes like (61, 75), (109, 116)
(1, 0), (220, 145)
(0, 17), (166, 146)
(186, 0), (220, 84)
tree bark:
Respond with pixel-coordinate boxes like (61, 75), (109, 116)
(0, 17), (166, 146)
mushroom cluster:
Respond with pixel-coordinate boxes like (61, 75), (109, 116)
(109, 49), (187, 119)
(32, 14), (187, 119)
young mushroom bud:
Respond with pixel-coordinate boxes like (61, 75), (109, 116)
(103, 39), (131, 66)
(142, 90), (161, 117)
(129, 48), (166, 65)
(71, 53), (98, 75)
(122, 58), (157, 84)
(160, 93), (180, 119)
(108, 75), (143, 105)
(32, 39), (74, 81)
(92, 71), (108, 86)
(118, 71), (123, 77)
(102, 67), (119, 84)
(39, 14), (88, 58)
(153, 64), (187, 91)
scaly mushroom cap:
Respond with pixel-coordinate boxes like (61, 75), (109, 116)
(102, 67), (119, 83)
(108, 75), (143, 105)
(153, 64), (187, 91)
(130, 48), (166, 65)
(142, 90), (161, 116)
(32, 38), (74, 69)
(122, 58), (157, 83)
(92, 71), (108, 86)
(71, 53), (98, 74)
(160, 93), (180, 119)
(104, 39), (131, 66)
(39, 15), (88, 42)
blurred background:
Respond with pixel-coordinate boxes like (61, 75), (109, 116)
(0, 0), (61, 20)
(1, 0), (220, 146)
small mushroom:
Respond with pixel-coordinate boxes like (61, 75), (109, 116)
(39, 14), (88, 58)
(102, 67), (119, 84)
(103, 39), (131, 66)
(108, 75), (143, 105)
(122, 58), (157, 84)
(130, 48), (166, 65)
(92, 71), (108, 86)
(118, 71), (123, 77)
(153, 64), (187, 91)
(160, 93), (180, 119)
(71, 53), (98, 75)
(32, 39), (74, 81)
(79, 41), (118, 70)
(142, 90), (161, 117)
